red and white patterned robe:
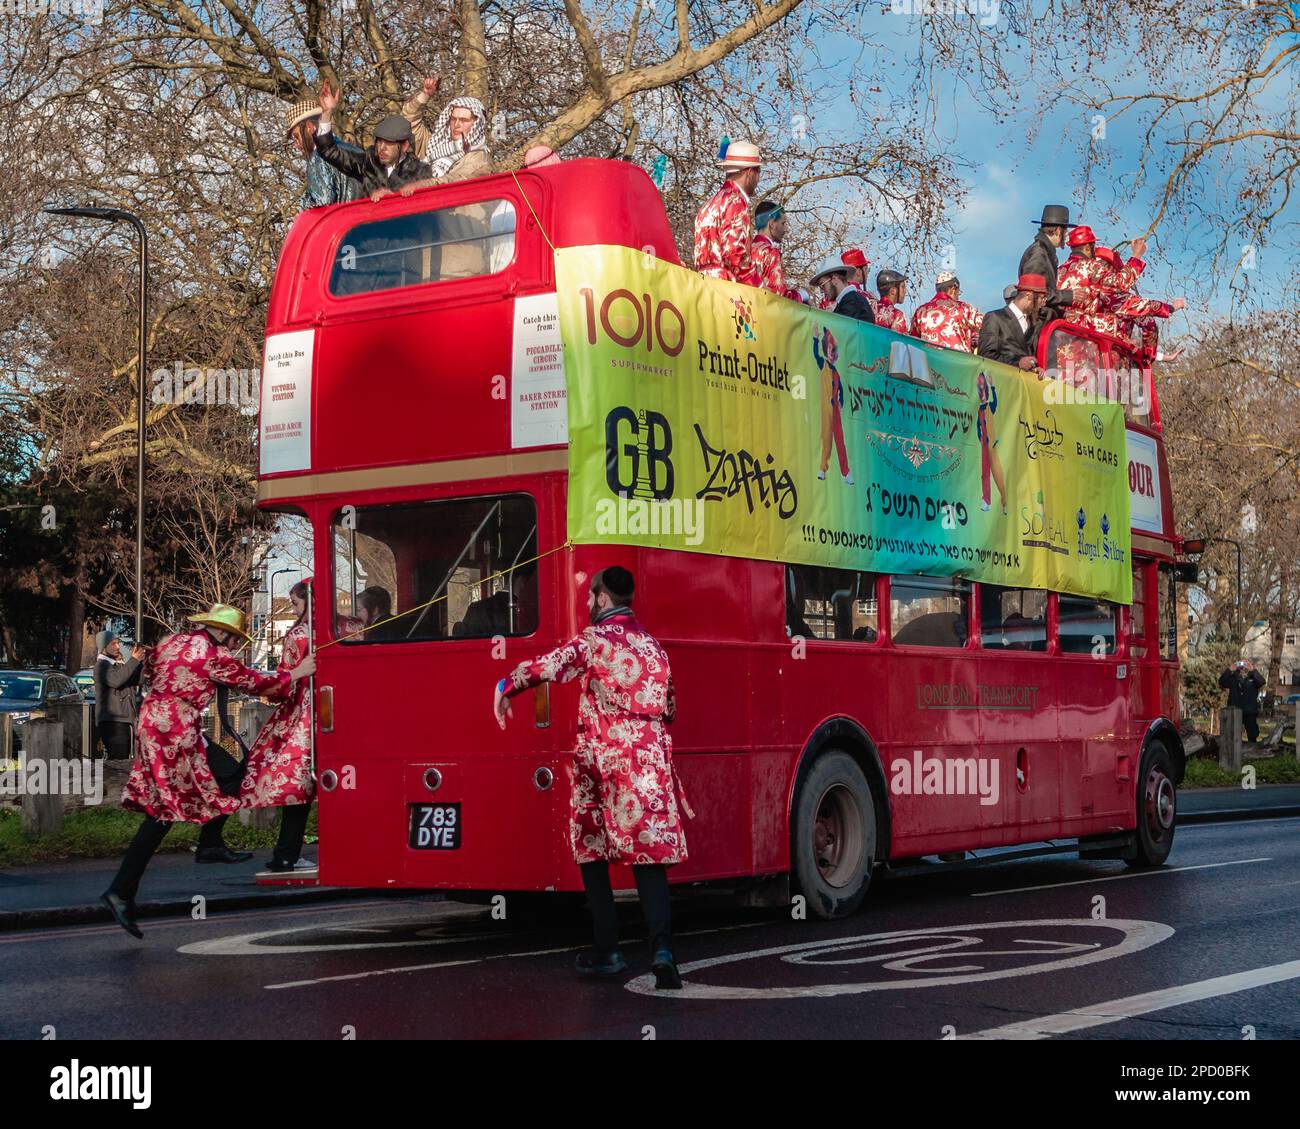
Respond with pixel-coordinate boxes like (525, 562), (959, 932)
(1057, 252), (1145, 335)
(241, 621), (314, 808)
(751, 233), (799, 299)
(505, 612), (691, 865)
(694, 180), (756, 284)
(122, 631), (290, 823)
(874, 297), (910, 335)
(911, 291), (983, 352)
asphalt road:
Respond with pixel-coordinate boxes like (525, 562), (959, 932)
(3, 817), (1298, 1041)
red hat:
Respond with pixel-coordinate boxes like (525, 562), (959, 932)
(1067, 224), (1097, 247)
(1095, 245), (1120, 267)
(1016, 273), (1048, 294)
(841, 248), (868, 269)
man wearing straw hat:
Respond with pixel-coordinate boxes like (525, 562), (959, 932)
(286, 97), (361, 211)
(694, 140), (762, 285)
(101, 603), (315, 939)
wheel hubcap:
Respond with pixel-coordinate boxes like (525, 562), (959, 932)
(812, 784), (866, 889)
(1144, 768), (1175, 836)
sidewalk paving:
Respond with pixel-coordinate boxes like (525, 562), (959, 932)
(3, 784), (1298, 932)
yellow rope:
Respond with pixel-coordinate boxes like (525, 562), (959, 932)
(316, 540), (573, 651)
(510, 169), (557, 252)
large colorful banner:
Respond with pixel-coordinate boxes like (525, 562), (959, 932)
(556, 245), (1132, 604)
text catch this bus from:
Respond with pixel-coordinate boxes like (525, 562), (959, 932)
(555, 245), (1132, 605)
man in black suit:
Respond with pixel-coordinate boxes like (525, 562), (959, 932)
(1019, 204), (1076, 322)
(810, 254), (876, 322)
(978, 274), (1047, 371)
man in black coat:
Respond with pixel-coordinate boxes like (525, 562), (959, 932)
(810, 254), (875, 322)
(93, 630), (144, 759)
(978, 273), (1047, 371)
(315, 84), (431, 202)
(1019, 205), (1077, 322)
(1219, 660), (1266, 743)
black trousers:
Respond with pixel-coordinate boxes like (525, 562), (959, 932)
(580, 861), (672, 955)
(1243, 713), (1260, 743)
(271, 803), (313, 867)
(108, 815), (231, 901)
(97, 720), (133, 760)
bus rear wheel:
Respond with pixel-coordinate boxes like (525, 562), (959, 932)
(791, 750), (877, 919)
(1127, 739), (1177, 868)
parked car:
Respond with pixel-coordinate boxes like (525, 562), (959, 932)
(74, 668), (96, 703)
(1284, 693), (1300, 706)
(0, 670), (86, 753)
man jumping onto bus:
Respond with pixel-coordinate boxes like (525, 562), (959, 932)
(493, 566), (692, 990)
(314, 83), (431, 202)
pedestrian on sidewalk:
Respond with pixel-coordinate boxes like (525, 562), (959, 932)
(101, 604), (315, 939)
(93, 630), (145, 760)
(492, 566), (692, 989)
(241, 579), (317, 873)
(1219, 660), (1265, 745)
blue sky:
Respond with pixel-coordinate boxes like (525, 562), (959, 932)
(808, 9), (1293, 320)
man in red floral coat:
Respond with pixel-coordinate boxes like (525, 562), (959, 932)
(751, 201), (800, 300)
(1055, 225), (1148, 335)
(912, 272), (983, 352)
(101, 604), (315, 938)
(494, 566), (691, 989)
(874, 268), (911, 335)
(693, 140), (761, 285)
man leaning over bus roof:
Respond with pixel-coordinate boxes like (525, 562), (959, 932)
(314, 83), (432, 203)
(394, 75), (492, 197)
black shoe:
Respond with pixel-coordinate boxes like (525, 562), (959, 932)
(651, 948), (682, 990)
(195, 846), (254, 864)
(100, 892), (143, 939)
(575, 949), (627, 977)
(262, 858), (297, 873)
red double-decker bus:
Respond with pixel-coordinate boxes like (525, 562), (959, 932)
(257, 159), (1188, 917)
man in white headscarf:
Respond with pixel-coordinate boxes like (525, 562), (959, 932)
(398, 75), (492, 191)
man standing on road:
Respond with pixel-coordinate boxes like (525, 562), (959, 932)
(1220, 660), (1266, 745)
(93, 630), (144, 760)
(493, 566), (692, 990)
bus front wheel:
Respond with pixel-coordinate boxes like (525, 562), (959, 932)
(1127, 739), (1177, 869)
(791, 750), (877, 919)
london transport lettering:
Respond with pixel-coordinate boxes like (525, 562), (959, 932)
(557, 245), (1133, 604)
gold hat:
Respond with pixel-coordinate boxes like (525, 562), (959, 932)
(187, 603), (252, 643)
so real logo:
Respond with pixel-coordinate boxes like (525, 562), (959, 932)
(1075, 506), (1127, 564)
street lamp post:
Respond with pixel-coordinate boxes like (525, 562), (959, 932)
(43, 207), (149, 642)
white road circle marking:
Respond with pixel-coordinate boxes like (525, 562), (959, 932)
(624, 918), (1174, 999)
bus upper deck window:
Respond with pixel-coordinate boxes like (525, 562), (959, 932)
(329, 199), (517, 297)
(1058, 594), (1117, 655)
(890, 575), (970, 648)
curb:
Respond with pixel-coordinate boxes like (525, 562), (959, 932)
(1179, 805), (1300, 825)
(0, 885), (369, 934)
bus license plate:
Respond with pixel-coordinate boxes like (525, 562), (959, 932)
(409, 803), (461, 849)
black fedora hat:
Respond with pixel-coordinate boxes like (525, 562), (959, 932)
(1033, 204), (1077, 228)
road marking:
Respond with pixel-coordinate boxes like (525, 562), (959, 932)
(964, 958), (1300, 1039)
(970, 858), (1271, 897)
(624, 918), (1173, 999)
(260, 922), (769, 990)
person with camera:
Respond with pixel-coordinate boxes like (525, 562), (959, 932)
(1219, 659), (1265, 745)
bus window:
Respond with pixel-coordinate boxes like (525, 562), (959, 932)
(331, 494), (538, 643)
(329, 200), (517, 297)
(785, 565), (878, 642)
(979, 585), (1047, 651)
(1058, 594), (1117, 655)
(1158, 565), (1177, 660)
(890, 575), (970, 648)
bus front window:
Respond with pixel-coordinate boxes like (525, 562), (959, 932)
(331, 494), (538, 643)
